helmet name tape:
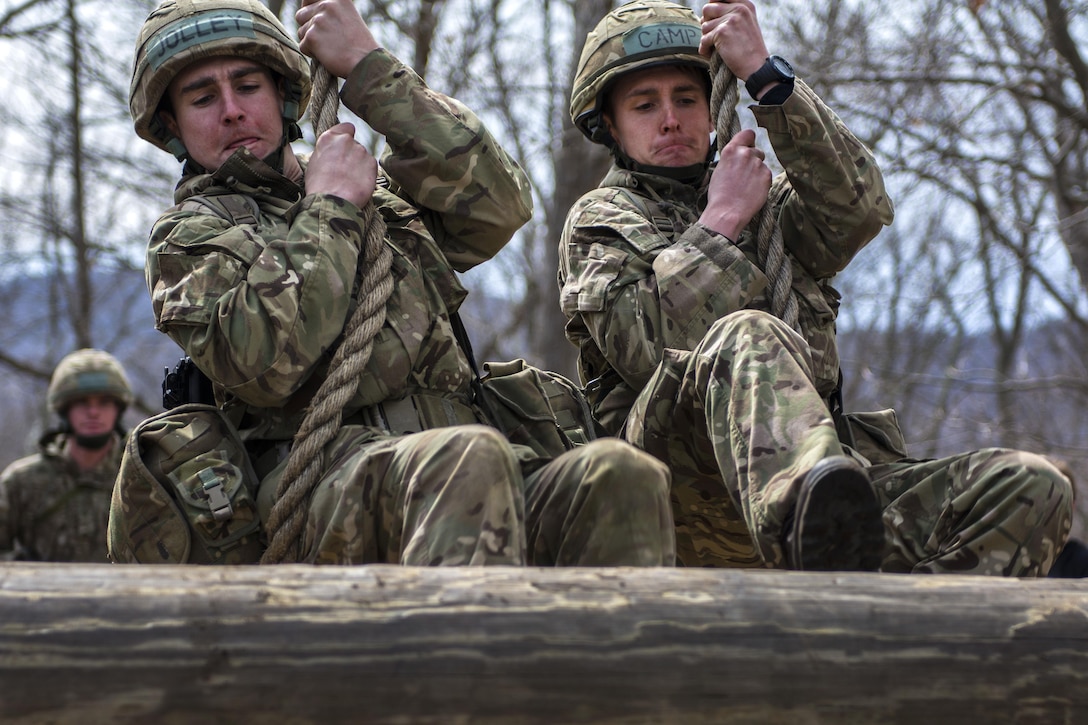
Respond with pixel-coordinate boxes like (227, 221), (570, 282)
(147, 10), (256, 71)
(622, 22), (700, 56)
(74, 371), (112, 392)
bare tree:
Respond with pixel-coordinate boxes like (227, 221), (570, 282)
(766, 0), (1088, 534)
(0, 0), (178, 463)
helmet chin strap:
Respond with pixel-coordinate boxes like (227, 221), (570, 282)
(72, 432), (113, 451)
(177, 118), (303, 177)
(259, 118), (303, 173)
(610, 137), (716, 185)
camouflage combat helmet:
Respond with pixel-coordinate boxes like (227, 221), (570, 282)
(47, 349), (134, 414)
(570, 0), (708, 144)
(129, 0), (311, 159)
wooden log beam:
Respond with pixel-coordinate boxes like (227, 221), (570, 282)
(1, 563), (1087, 723)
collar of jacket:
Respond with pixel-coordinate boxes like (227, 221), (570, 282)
(601, 162), (709, 207)
(174, 146), (303, 208)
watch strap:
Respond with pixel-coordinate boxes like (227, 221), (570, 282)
(744, 55), (794, 99)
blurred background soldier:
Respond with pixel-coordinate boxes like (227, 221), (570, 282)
(0, 349), (132, 561)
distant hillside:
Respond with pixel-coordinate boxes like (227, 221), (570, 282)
(0, 266), (181, 462)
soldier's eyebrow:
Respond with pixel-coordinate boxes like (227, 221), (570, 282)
(619, 80), (703, 102)
(177, 63), (267, 97)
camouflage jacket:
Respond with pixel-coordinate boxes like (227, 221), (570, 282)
(558, 80), (894, 434)
(0, 431), (122, 562)
(145, 49), (533, 442)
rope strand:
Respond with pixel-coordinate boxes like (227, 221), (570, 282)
(709, 54), (800, 331)
(260, 59), (394, 564)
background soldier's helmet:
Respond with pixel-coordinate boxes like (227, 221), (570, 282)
(570, 0), (708, 144)
(129, 0), (311, 159)
(47, 349), (135, 414)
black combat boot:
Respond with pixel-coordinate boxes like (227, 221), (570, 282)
(784, 456), (885, 571)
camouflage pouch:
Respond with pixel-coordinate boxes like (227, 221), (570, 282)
(107, 403), (263, 564)
(843, 409), (908, 465)
(476, 359), (603, 459)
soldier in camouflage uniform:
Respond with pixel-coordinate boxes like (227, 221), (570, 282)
(559, 0), (1072, 574)
(115, 0), (674, 567)
(0, 349), (133, 562)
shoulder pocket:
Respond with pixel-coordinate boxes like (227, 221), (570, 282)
(561, 242), (628, 314)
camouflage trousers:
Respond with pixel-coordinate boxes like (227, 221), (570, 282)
(520, 438), (675, 566)
(266, 424), (525, 565)
(261, 424), (675, 567)
(624, 310), (1072, 575)
(872, 450), (1071, 576)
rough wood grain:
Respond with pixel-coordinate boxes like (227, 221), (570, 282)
(1, 564), (1086, 724)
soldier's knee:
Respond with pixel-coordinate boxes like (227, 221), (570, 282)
(574, 438), (671, 497)
(708, 309), (784, 336)
(601, 437), (668, 474)
(978, 448), (1074, 514)
(424, 424), (520, 484)
(702, 309), (799, 353)
(1019, 451), (1074, 508)
(446, 424), (513, 456)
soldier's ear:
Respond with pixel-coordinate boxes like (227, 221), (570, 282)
(597, 112), (620, 151)
(158, 109), (180, 138)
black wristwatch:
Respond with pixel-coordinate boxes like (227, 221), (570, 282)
(744, 55), (795, 99)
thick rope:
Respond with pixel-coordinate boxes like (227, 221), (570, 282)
(709, 55), (800, 332)
(261, 61), (394, 564)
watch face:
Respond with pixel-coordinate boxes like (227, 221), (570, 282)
(771, 56), (795, 78)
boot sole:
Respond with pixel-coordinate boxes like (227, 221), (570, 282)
(789, 458), (885, 571)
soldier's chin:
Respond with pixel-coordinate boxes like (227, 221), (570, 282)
(73, 432), (112, 450)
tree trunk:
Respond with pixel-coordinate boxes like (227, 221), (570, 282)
(537, 0), (616, 379)
(2, 563), (1087, 724)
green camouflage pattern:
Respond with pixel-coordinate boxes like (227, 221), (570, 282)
(873, 449), (1072, 577)
(522, 438), (674, 566)
(0, 432), (123, 562)
(135, 48), (672, 566)
(108, 403), (264, 565)
(258, 425), (526, 565)
(623, 311), (844, 568)
(559, 77), (1071, 574)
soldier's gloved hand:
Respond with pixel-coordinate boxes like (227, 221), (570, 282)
(305, 123), (378, 209)
(699, 128), (771, 241)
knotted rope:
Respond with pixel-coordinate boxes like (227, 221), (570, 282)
(708, 55), (800, 331)
(261, 62), (395, 564)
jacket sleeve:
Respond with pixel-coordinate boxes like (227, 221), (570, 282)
(338, 49), (534, 272)
(146, 195), (368, 407)
(752, 79), (894, 278)
(560, 189), (763, 390)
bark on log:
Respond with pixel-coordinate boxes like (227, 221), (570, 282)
(1, 563), (1087, 724)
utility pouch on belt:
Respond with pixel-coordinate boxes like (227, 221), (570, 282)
(842, 409), (908, 465)
(476, 359), (602, 459)
(450, 311), (601, 459)
(107, 403), (263, 564)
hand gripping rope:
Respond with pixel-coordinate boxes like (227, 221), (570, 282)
(261, 61), (395, 564)
(708, 51), (800, 332)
